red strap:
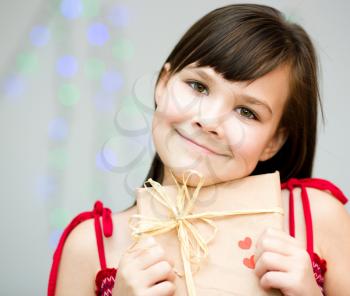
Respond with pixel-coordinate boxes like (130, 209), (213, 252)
(281, 178), (348, 260)
(47, 201), (113, 296)
(93, 201), (113, 270)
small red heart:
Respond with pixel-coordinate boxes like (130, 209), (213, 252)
(243, 255), (255, 269)
(238, 237), (252, 249)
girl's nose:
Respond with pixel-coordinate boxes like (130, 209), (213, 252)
(194, 121), (219, 136)
(193, 109), (227, 138)
(192, 98), (228, 137)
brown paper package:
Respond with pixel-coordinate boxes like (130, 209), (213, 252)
(134, 171), (283, 296)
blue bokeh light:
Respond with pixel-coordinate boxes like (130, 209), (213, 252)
(60, 0), (83, 19)
(30, 25), (50, 47)
(2, 74), (25, 100)
(48, 117), (68, 141)
(56, 55), (78, 78)
(87, 22), (109, 46)
(96, 148), (117, 172)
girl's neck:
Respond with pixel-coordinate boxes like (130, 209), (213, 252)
(161, 166), (176, 186)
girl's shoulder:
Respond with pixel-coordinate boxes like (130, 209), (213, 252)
(281, 177), (349, 237)
(48, 202), (137, 295)
(281, 177), (348, 223)
(280, 178), (350, 294)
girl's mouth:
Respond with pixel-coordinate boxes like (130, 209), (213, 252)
(175, 129), (223, 156)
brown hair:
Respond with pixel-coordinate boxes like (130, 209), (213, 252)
(142, 3), (322, 187)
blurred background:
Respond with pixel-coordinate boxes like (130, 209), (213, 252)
(0, 0), (349, 294)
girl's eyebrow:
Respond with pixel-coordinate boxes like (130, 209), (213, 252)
(239, 94), (273, 115)
(186, 67), (216, 83)
(186, 67), (273, 115)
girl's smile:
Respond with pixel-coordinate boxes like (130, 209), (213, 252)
(175, 128), (229, 156)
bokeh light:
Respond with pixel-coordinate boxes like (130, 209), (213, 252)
(82, 0), (100, 18)
(87, 22), (109, 46)
(58, 83), (80, 106)
(112, 39), (134, 61)
(60, 0), (83, 19)
(16, 52), (38, 74)
(101, 70), (123, 93)
(48, 117), (69, 141)
(56, 55), (78, 78)
(85, 58), (105, 80)
(2, 74), (25, 99)
(96, 147), (118, 172)
(107, 4), (130, 28)
(30, 25), (51, 47)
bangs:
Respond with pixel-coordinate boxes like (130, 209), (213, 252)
(166, 4), (295, 81)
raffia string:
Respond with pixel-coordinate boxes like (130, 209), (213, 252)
(129, 169), (283, 296)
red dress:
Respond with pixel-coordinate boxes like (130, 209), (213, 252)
(47, 177), (348, 296)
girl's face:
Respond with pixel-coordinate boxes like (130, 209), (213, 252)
(152, 62), (290, 187)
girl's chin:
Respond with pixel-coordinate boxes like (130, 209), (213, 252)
(163, 157), (234, 187)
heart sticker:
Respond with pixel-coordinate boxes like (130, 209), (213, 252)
(238, 237), (252, 249)
(243, 255), (255, 269)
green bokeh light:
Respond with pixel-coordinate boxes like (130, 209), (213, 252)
(50, 207), (70, 229)
(85, 58), (105, 80)
(82, 0), (100, 18)
(58, 83), (80, 106)
(16, 52), (38, 74)
(48, 147), (69, 170)
(112, 39), (134, 61)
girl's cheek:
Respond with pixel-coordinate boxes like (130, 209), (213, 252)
(225, 120), (264, 156)
(224, 118), (248, 152)
(157, 87), (199, 123)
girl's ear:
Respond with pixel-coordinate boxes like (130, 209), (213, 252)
(259, 127), (287, 162)
(155, 63), (171, 106)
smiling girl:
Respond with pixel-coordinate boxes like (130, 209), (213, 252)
(48, 4), (350, 296)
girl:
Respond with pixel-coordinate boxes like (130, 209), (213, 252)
(48, 4), (350, 296)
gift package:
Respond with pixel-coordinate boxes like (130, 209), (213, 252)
(129, 169), (284, 296)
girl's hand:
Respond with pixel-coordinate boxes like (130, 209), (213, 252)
(254, 227), (323, 296)
(113, 236), (176, 296)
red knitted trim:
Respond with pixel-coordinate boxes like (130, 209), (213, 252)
(312, 253), (327, 290)
(95, 268), (117, 296)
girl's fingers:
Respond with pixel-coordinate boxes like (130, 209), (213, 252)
(143, 260), (176, 286)
(260, 227), (303, 247)
(146, 280), (176, 296)
(259, 271), (292, 291)
(254, 251), (290, 278)
(255, 228), (303, 261)
(126, 236), (157, 258)
(136, 244), (174, 270)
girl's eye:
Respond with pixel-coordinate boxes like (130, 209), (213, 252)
(187, 81), (209, 95)
(237, 107), (258, 120)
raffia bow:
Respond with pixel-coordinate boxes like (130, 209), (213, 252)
(129, 169), (283, 296)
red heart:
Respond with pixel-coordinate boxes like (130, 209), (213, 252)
(238, 237), (252, 249)
(243, 255), (255, 269)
